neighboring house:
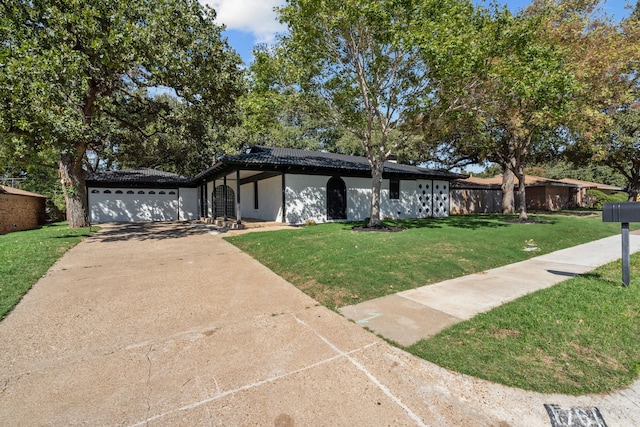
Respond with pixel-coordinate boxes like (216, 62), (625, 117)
(451, 174), (624, 214)
(521, 176), (583, 211)
(450, 176), (502, 215)
(556, 178), (624, 207)
(86, 169), (199, 223)
(0, 186), (47, 234)
(87, 146), (464, 225)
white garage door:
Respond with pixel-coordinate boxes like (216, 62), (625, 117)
(88, 188), (180, 223)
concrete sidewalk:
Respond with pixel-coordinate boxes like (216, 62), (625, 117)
(1, 223), (640, 426)
(340, 231), (640, 346)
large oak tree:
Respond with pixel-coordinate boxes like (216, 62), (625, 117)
(0, 0), (244, 227)
(563, 2), (640, 200)
(424, 0), (636, 219)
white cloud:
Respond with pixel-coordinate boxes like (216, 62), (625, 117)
(202, 0), (286, 43)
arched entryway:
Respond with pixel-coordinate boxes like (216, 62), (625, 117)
(213, 185), (235, 218)
(326, 177), (347, 220)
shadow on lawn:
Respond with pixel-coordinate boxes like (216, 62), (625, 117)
(395, 215), (520, 230)
(338, 214), (562, 232)
(338, 215), (518, 231)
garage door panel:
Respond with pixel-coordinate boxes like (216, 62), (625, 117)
(89, 188), (179, 222)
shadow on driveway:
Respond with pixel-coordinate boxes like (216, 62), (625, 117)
(90, 222), (224, 242)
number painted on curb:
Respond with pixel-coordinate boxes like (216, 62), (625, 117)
(544, 404), (607, 427)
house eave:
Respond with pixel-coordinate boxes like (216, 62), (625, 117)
(192, 160), (465, 184)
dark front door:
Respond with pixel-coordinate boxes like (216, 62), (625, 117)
(327, 177), (347, 220)
(214, 185), (235, 218)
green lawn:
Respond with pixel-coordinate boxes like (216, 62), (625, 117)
(0, 223), (94, 319)
(407, 253), (640, 395)
(225, 214), (633, 310)
(226, 213), (640, 394)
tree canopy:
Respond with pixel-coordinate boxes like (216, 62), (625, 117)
(260, 0), (477, 226)
(0, 0), (245, 226)
(419, 0), (638, 219)
(563, 4), (640, 200)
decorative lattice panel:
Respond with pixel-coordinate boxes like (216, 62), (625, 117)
(432, 180), (450, 217)
(416, 180), (433, 218)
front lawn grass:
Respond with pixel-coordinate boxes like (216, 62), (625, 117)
(407, 253), (640, 395)
(0, 223), (94, 319)
(225, 214), (633, 310)
(226, 213), (640, 394)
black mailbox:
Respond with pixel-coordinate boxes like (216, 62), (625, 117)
(602, 202), (640, 223)
(602, 201), (640, 286)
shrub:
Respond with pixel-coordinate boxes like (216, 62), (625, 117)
(587, 189), (629, 209)
(606, 191), (629, 203)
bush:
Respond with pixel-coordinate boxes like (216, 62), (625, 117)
(587, 189), (629, 209)
(607, 191), (630, 203)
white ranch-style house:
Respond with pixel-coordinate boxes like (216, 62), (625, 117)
(86, 146), (465, 225)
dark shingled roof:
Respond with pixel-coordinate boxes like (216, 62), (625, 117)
(86, 168), (191, 186)
(194, 146), (465, 182)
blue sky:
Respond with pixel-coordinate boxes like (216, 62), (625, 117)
(201, 0), (636, 66)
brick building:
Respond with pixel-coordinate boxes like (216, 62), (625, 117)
(450, 175), (624, 214)
(0, 186), (47, 235)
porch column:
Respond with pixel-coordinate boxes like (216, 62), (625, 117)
(236, 169), (242, 224)
(211, 179), (216, 218)
(223, 175), (227, 221)
(281, 173), (286, 224)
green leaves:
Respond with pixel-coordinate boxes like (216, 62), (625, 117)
(1, 0), (246, 223)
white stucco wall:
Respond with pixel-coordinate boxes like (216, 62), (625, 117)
(204, 181), (214, 217)
(344, 177), (370, 221)
(284, 174), (329, 225)
(344, 178), (438, 221)
(178, 187), (198, 220)
(200, 173), (451, 225)
(239, 175), (283, 222)
(380, 179), (422, 220)
(283, 174), (450, 225)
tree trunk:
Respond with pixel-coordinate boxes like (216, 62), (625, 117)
(628, 169), (640, 202)
(501, 166), (515, 214)
(369, 163), (384, 227)
(516, 162), (528, 221)
(59, 148), (88, 228)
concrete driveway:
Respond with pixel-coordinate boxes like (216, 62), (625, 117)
(0, 223), (638, 426)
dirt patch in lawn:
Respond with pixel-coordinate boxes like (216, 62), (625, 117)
(500, 218), (550, 225)
(351, 225), (406, 232)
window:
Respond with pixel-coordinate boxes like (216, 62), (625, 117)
(168, 191), (176, 195)
(148, 191), (155, 194)
(91, 189), (99, 194)
(389, 179), (400, 200)
(103, 190), (111, 194)
(138, 191), (145, 194)
(253, 181), (259, 210)
(159, 191), (166, 195)
(127, 190), (134, 194)
(115, 190), (123, 194)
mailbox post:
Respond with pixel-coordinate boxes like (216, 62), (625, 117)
(602, 202), (640, 286)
